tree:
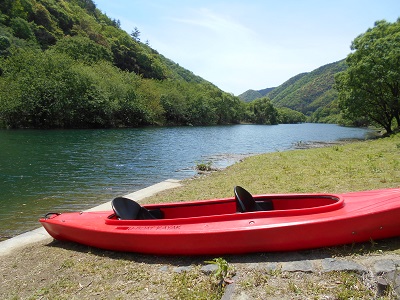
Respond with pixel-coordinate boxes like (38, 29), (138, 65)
(131, 27), (140, 42)
(32, 3), (53, 30)
(10, 0), (28, 19)
(0, 48), (152, 128)
(0, 36), (11, 53)
(335, 19), (400, 134)
(160, 92), (188, 124)
(74, 0), (96, 14)
(10, 17), (34, 40)
(277, 107), (306, 124)
(246, 97), (279, 125)
(50, 36), (113, 64)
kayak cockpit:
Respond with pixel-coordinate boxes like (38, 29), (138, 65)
(107, 186), (344, 223)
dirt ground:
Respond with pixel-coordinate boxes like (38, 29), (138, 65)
(1, 236), (400, 299)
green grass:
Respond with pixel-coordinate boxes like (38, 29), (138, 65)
(167, 267), (225, 300)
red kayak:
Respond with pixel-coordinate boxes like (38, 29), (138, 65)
(40, 186), (400, 255)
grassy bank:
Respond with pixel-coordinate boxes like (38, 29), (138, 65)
(1, 134), (400, 300)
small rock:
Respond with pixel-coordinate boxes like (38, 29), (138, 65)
(282, 260), (314, 273)
(221, 275), (237, 300)
(374, 259), (400, 275)
(265, 262), (279, 272)
(245, 262), (266, 270)
(322, 258), (367, 274)
(379, 270), (400, 298)
(201, 264), (218, 275)
(158, 266), (169, 272)
(376, 276), (390, 297)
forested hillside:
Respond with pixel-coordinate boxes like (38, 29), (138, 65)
(0, 0), (243, 128)
(238, 87), (275, 103)
(269, 60), (346, 114)
(239, 61), (347, 123)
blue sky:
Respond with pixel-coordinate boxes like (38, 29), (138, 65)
(94, 0), (400, 95)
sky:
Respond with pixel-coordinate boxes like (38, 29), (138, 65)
(93, 0), (400, 95)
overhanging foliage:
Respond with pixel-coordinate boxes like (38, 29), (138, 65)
(335, 19), (400, 134)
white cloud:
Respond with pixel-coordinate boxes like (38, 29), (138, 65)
(171, 8), (255, 36)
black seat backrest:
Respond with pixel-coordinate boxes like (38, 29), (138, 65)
(235, 186), (257, 212)
(112, 197), (162, 220)
(112, 197), (142, 220)
(235, 186), (273, 212)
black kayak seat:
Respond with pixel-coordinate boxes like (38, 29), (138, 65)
(112, 197), (163, 220)
(234, 186), (273, 212)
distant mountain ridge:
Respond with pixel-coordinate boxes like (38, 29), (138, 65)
(238, 87), (275, 102)
(238, 60), (347, 121)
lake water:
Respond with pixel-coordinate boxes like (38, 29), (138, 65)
(0, 124), (373, 239)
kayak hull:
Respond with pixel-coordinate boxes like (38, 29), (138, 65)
(40, 188), (400, 255)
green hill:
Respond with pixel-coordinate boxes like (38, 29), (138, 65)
(238, 87), (275, 102)
(239, 61), (347, 123)
(0, 0), (242, 128)
(258, 87), (275, 97)
(238, 90), (263, 102)
(269, 60), (346, 114)
(0, 0), (204, 83)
